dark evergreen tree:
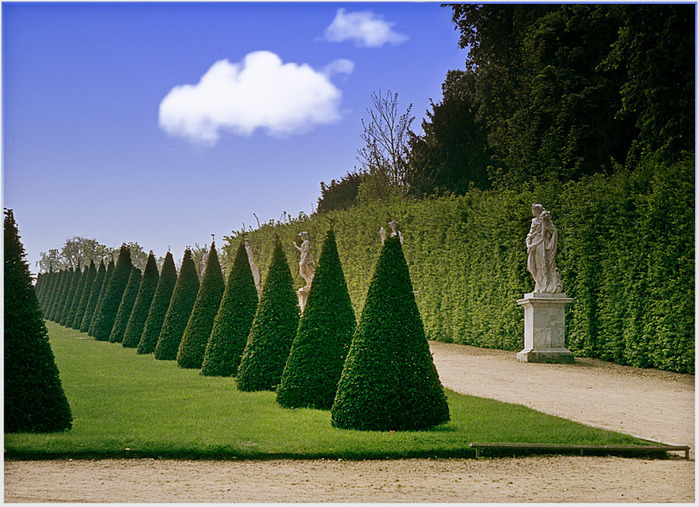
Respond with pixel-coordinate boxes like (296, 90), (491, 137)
(177, 242), (225, 369)
(91, 246), (133, 341)
(4, 209), (72, 433)
(137, 251), (177, 355)
(57, 266), (81, 326)
(108, 267), (142, 343)
(201, 239), (259, 377)
(87, 258), (115, 336)
(277, 230), (356, 409)
(72, 260), (97, 329)
(154, 249), (200, 360)
(64, 263), (88, 328)
(123, 252), (160, 348)
(80, 260), (107, 332)
(236, 238), (300, 392)
(331, 235), (450, 431)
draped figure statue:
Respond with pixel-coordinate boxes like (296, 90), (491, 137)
(526, 204), (563, 293)
(293, 231), (315, 290)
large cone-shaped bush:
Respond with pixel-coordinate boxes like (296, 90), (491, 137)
(81, 260), (108, 332)
(331, 236), (450, 431)
(72, 260), (97, 329)
(154, 249), (200, 360)
(177, 243), (225, 369)
(201, 239), (259, 377)
(88, 259), (115, 336)
(4, 209), (72, 433)
(109, 267), (142, 343)
(277, 230), (356, 409)
(123, 252), (160, 348)
(237, 238), (300, 392)
(137, 252), (177, 355)
(91, 248), (131, 341)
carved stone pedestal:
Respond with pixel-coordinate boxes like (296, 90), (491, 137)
(516, 292), (574, 363)
(297, 287), (310, 313)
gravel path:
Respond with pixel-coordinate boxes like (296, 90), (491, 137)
(4, 342), (695, 503)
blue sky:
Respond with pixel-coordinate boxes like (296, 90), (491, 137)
(3, 2), (467, 272)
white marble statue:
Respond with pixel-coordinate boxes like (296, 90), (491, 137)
(526, 204), (563, 293)
(293, 231), (315, 289)
(243, 238), (261, 292)
(380, 220), (404, 245)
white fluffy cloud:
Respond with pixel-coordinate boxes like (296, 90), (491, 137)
(159, 51), (353, 145)
(323, 8), (408, 48)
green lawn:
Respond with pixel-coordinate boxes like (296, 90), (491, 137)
(5, 321), (646, 459)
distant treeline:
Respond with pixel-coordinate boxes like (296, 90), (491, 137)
(231, 155), (694, 374)
(316, 4), (694, 212)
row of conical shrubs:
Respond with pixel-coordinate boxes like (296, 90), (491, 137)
(35, 229), (449, 431)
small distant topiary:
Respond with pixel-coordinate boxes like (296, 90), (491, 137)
(137, 251), (177, 355)
(4, 209), (72, 433)
(330, 235), (450, 431)
(81, 260), (108, 332)
(122, 252), (160, 348)
(154, 249), (200, 360)
(47, 268), (71, 322)
(91, 246), (133, 341)
(236, 238), (300, 392)
(72, 260), (97, 329)
(39, 270), (60, 315)
(57, 266), (81, 326)
(64, 264), (89, 328)
(201, 239), (259, 377)
(277, 230), (356, 410)
(177, 242), (225, 369)
(108, 267), (142, 343)
(88, 258), (115, 337)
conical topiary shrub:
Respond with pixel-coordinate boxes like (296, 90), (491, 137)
(201, 239), (259, 377)
(58, 266), (81, 326)
(177, 242), (225, 369)
(122, 252), (159, 348)
(81, 260), (108, 332)
(277, 230), (356, 410)
(91, 246), (133, 341)
(48, 268), (72, 322)
(72, 260), (97, 329)
(154, 249), (200, 360)
(236, 238), (300, 392)
(87, 258), (115, 336)
(330, 235), (450, 431)
(64, 263), (89, 328)
(137, 251), (177, 355)
(4, 209), (72, 433)
(42, 269), (63, 321)
(109, 267), (142, 343)
(39, 270), (60, 315)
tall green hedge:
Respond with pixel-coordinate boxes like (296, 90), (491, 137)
(4, 209), (72, 433)
(80, 260), (108, 332)
(72, 260), (97, 329)
(123, 252), (160, 348)
(229, 156), (694, 374)
(137, 251), (177, 355)
(108, 267), (142, 344)
(201, 239), (259, 377)
(154, 249), (200, 361)
(91, 246), (133, 341)
(177, 243), (225, 369)
(236, 238), (300, 392)
(277, 230), (356, 410)
(331, 235), (450, 431)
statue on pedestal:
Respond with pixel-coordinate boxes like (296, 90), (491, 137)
(380, 220), (404, 245)
(293, 232), (315, 290)
(526, 204), (563, 293)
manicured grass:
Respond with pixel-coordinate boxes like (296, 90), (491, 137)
(4, 321), (647, 459)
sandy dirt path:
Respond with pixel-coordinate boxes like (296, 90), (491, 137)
(5, 342), (695, 503)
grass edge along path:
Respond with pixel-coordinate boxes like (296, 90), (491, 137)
(4, 322), (655, 460)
